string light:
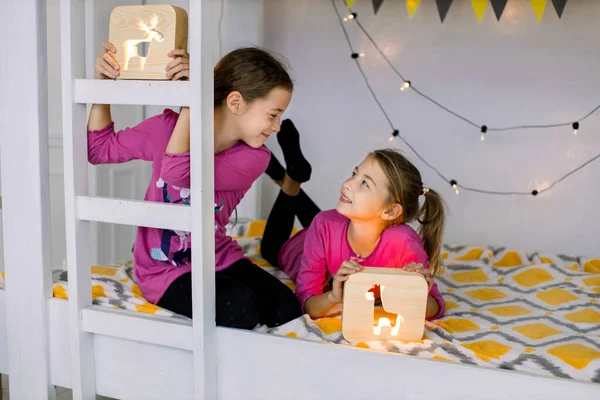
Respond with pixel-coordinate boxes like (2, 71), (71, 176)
(351, 52), (365, 59)
(332, 0), (600, 197)
(480, 125), (487, 141)
(343, 12), (357, 21)
(573, 122), (579, 135)
(450, 180), (460, 195)
(400, 80), (411, 91)
(342, 2), (600, 138)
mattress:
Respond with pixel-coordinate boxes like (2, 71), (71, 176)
(1, 221), (599, 384)
(235, 221), (600, 384)
(0, 262), (186, 319)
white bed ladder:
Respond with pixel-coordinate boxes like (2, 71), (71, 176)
(60, 0), (217, 399)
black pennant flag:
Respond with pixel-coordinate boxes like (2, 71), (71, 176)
(372, 0), (385, 15)
(436, 0), (453, 22)
(490, 0), (508, 21)
(552, 0), (567, 18)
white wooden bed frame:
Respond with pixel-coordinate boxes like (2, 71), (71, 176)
(0, 1), (598, 399)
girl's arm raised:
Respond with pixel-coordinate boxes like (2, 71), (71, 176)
(88, 42), (119, 132)
(165, 107), (190, 154)
(87, 42), (177, 165)
(88, 104), (113, 132)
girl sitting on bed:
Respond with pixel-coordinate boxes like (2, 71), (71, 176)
(89, 42), (301, 329)
(260, 121), (446, 320)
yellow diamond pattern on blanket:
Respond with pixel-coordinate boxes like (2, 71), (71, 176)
(536, 288), (579, 306)
(513, 267), (554, 288)
(487, 305), (532, 316)
(512, 323), (562, 340)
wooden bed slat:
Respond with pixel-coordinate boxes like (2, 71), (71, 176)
(77, 196), (192, 232)
(74, 79), (191, 106)
(82, 307), (193, 351)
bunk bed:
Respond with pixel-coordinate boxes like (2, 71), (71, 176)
(0, 0), (598, 399)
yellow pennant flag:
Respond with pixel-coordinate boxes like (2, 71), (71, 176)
(530, 0), (547, 21)
(347, 0), (356, 8)
(407, 0), (421, 19)
(470, 0), (487, 23)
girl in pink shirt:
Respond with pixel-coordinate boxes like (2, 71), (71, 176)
(89, 43), (301, 329)
(261, 131), (446, 320)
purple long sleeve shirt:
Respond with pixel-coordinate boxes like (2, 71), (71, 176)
(88, 109), (269, 304)
(278, 210), (445, 320)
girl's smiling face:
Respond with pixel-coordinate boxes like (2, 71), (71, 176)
(231, 88), (292, 148)
(336, 156), (401, 223)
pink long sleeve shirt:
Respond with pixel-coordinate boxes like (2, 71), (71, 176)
(87, 109), (269, 304)
(278, 210), (445, 320)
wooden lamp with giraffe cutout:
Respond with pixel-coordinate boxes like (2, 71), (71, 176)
(342, 267), (428, 342)
(109, 5), (188, 80)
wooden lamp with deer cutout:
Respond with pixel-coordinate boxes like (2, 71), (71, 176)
(109, 5), (188, 80)
(342, 267), (428, 342)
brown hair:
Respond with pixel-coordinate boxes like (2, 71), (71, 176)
(369, 149), (446, 275)
(214, 47), (294, 107)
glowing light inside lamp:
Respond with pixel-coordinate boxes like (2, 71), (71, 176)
(373, 316), (404, 336)
(123, 14), (165, 71)
(400, 81), (411, 91)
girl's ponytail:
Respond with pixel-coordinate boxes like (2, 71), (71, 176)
(417, 188), (445, 275)
(369, 149), (447, 275)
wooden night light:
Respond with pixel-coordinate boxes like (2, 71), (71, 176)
(109, 5), (188, 80)
(342, 267), (428, 342)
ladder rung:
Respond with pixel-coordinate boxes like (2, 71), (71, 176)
(74, 79), (190, 106)
(77, 196), (192, 231)
(82, 307), (193, 350)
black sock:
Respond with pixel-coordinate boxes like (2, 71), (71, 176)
(264, 150), (286, 181)
(277, 119), (312, 183)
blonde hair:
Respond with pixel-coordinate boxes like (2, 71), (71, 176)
(369, 149), (446, 275)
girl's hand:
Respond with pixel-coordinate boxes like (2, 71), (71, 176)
(95, 41), (119, 80)
(403, 262), (434, 291)
(166, 49), (190, 81)
(330, 260), (363, 303)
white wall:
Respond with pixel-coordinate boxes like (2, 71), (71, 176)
(261, 0), (600, 257)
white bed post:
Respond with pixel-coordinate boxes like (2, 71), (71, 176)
(60, 0), (97, 398)
(189, 0), (218, 398)
(0, 1), (56, 399)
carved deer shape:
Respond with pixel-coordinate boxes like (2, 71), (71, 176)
(123, 14), (165, 71)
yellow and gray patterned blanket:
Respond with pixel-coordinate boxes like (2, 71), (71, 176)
(1, 220), (598, 384)
(234, 221), (600, 384)
(0, 263), (186, 319)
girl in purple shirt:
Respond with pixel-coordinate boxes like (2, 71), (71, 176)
(261, 122), (446, 320)
(89, 43), (301, 329)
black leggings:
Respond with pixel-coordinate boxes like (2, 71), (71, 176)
(158, 258), (302, 329)
(261, 189), (321, 268)
(157, 189), (320, 329)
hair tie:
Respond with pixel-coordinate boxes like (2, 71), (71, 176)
(421, 184), (430, 196)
